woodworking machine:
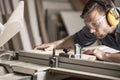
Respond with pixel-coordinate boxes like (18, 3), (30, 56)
(0, 46), (120, 80)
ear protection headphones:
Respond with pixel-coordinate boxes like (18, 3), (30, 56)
(93, 0), (120, 26)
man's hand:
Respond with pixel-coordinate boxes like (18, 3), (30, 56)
(34, 43), (56, 51)
(84, 48), (106, 60)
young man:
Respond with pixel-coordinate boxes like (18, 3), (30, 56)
(34, 0), (120, 63)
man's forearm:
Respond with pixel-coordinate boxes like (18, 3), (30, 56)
(103, 53), (120, 63)
(54, 36), (74, 49)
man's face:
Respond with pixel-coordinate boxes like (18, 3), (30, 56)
(84, 10), (110, 39)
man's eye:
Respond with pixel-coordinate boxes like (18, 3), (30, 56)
(92, 23), (98, 27)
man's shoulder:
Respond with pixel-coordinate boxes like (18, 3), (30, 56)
(116, 7), (120, 33)
(117, 7), (120, 10)
(117, 22), (120, 33)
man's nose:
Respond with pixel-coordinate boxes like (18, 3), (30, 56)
(90, 28), (96, 33)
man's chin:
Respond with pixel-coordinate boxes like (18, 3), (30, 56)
(97, 35), (106, 39)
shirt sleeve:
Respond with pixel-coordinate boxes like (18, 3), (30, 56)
(73, 26), (97, 47)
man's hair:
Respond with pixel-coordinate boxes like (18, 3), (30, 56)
(81, 0), (115, 18)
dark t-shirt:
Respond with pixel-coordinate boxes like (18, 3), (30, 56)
(73, 8), (120, 50)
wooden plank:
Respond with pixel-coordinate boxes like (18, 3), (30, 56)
(0, 1), (24, 48)
(35, 0), (49, 43)
(60, 11), (85, 35)
(0, 0), (5, 16)
(0, 0), (4, 23)
(25, 0), (42, 47)
(9, 0), (23, 50)
(23, 0), (35, 49)
(3, 0), (12, 15)
(0, 0), (10, 50)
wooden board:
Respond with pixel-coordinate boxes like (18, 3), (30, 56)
(0, 1), (24, 47)
(60, 11), (85, 35)
(35, 0), (49, 43)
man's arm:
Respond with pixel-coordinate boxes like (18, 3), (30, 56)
(34, 36), (74, 51)
(34, 26), (96, 51)
(56, 36), (74, 49)
(103, 52), (120, 63)
(84, 49), (120, 63)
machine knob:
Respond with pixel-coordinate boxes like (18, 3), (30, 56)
(63, 48), (70, 53)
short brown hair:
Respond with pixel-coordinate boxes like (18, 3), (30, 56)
(81, 0), (115, 18)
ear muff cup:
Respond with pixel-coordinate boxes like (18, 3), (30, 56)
(107, 9), (119, 26)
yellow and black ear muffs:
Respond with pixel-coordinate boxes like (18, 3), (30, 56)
(93, 0), (120, 27)
(107, 8), (120, 26)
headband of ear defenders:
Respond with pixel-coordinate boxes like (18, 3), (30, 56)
(93, 0), (120, 26)
(93, 0), (112, 8)
(116, 8), (120, 18)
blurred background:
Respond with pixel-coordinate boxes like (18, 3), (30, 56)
(0, 0), (119, 50)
